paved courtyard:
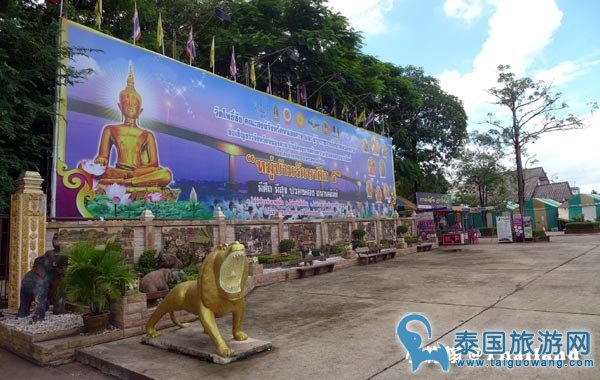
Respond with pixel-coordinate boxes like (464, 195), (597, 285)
(1, 233), (599, 379)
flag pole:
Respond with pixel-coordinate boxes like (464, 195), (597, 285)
(172, 30), (176, 59)
(267, 62), (272, 94)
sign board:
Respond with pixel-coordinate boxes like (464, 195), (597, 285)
(415, 192), (451, 210)
(496, 216), (513, 243)
(52, 20), (395, 220)
(416, 212), (435, 240)
(513, 213), (524, 242)
(523, 216), (533, 240)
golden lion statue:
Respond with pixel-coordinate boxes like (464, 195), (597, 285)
(145, 242), (249, 357)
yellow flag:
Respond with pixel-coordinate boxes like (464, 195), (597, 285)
(210, 36), (215, 72)
(250, 60), (256, 89)
(94, 0), (102, 30)
(341, 103), (348, 116)
(156, 13), (164, 49)
(357, 109), (366, 125)
(315, 92), (322, 109)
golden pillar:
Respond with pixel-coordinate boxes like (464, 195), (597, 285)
(8, 171), (47, 309)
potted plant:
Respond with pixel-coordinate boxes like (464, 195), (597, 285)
(278, 239), (295, 254)
(396, 225), (408, 248)
(351, 229), (367, 249)
(62, 241), (136, 333)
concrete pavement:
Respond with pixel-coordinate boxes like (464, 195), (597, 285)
(1, 234), (599, 379)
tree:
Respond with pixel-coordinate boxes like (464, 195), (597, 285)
(486, 64), (596, 214)
(389, 66), (468, 199)
(453, 132), (508, 226)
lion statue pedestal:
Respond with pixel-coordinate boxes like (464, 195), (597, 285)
(142, 242), (271, 363)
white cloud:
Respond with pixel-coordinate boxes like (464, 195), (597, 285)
(326, 0), (394, 36)
(443, 0), (483, 23)
(528, 111), (599, 192)
(534, 58), (600, 86)
(437, 0), (563, 114)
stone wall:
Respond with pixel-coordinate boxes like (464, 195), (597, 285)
(46, 213), (417, 259)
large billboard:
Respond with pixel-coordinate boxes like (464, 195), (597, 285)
(53, 20), (395, 220)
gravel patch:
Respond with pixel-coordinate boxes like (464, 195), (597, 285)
(1, 313), (83, 335)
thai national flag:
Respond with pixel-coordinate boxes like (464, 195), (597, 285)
(185, 28), (196, 62)
(133, 4), (141, 42)
(229, 46), (237, 81)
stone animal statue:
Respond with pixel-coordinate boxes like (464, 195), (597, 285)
(17, 233), (68, 321)
(146, 242), (249, 357)
(139, 268), (176, 293)
(157, 250), (184, 269)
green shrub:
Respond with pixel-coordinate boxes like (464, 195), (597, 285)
(311, 248), (322, 256)
(351, 229), (367, 240)
(379, 239), (392, 247)
(278, 239), (295, 253)
(135, 249), (158, 276)
(352, 239), (367, 249)
(565, 222), (600, 230)
(181, 265), (198, 282)
(258, 253), (301, 264)
(330, 245), (345, 255)
(532, 229), (547, 238)
(405, 236), (418, 245)
(570, 215), (585, 222)
(396, 225), (408, 236)
(479, 227), (497, 237)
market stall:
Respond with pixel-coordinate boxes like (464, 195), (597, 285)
(558, 194), (600, 222)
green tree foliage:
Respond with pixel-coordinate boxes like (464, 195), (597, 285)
(486, 64), (596, 213)
(0, 0), (469, 212)
(388, 66), (467, 199)
(453, 131), (507, 208)
(0, 1), (92, 212)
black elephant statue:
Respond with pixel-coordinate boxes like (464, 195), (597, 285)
(17, 233), (68, 321)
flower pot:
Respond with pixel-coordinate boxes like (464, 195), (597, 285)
(83, 312), (110, 333)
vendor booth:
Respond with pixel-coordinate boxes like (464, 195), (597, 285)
(558, 194), (600, 222)
(507, 198), (560, 230)
(415, 193), (482, 245)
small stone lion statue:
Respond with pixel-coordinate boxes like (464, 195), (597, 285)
(145, 242), (249, 357)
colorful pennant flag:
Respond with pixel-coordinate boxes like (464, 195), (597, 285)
(297, 84), (307, 106)
(209, 36), (215, 73)
(185, 27), (196, 63)
(156, 13), (164, 54)
(250, 60), (256, 89)
(364, 111), (375, 128)
(133, 2), (141, 43)
(94, 0), (102, 30)
(315, 92), (323, 110)
(357, 109), (366, 125)
(286, 76), (292, 102)
(329, 99), (337, 118)
(229, 46), (237, 81)
(352, 108), (358, 123)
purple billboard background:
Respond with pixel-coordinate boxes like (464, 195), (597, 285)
(54, 21), (395, 220)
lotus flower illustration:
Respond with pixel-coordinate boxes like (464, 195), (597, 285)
(105, 183), (132, 205)
(146, 192), (163, 203)
(79, 159), (106, 176)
